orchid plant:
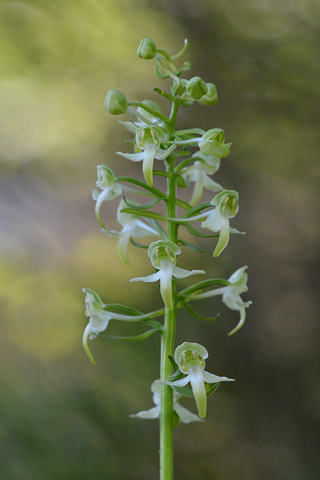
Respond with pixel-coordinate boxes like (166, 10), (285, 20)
(82, 38), (251, 480)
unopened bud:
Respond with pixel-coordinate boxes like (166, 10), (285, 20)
(105, 89), (127, 115)
(171, 79), (186, 96)
(137, 38), (157, 60)
(198, 83), (218, 106)
(186, 76), (208, 100)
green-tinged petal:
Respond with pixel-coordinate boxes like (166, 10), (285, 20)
(202, 174), (224, 192)
(130, 406), (160, 419)
(213, 213), (230, 257)
(130, 272), (161, 283)
(82, 325), (96, 365)
(94, 190), (109, 229)
(142, 144), (156, 186)
(189, 178), (204, 206)
(202, 371), (234, 383)
(117, 232), (131, 265)
(228, 305), (247, 336)
(159, 262), (173, 310)
(172, 266), (205, 279)
(160, 376), (190, 388)
(188, 367), (207, 418)
(174, 403), (204, 423)
(116, 151), (144, 162)
(201, 209), (220, 232)
(154, 143), (177, 160)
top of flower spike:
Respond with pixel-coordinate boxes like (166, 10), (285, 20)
(137, 39), (157, 59)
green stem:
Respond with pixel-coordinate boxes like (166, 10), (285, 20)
(159, 104), (179, 480)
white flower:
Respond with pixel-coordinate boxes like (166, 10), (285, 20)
(130, 240), (205, 310)
(187, 266), (251, 335)
(108, 199), (158, 265)
(182, 151), (223, 205)
(201, 190), (240, 257)
(82, 288), (112, 364)
(117, 126), (176, 186)
(198, 128), (232, 158)
(162, 343), (234, 418)
(92, 165), (122, 228)
(82, 288), (162, 364)
(130, 380), (203, 424)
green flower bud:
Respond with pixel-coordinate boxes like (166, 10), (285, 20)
(186, 76), (208, 100)
(105, 89), (127, 115)
(198, 83), (218, 106)
(137, 38), (157, 60)
(171, 79), (186, 96)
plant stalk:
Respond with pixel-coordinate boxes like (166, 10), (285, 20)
(159, 106), (179, 479)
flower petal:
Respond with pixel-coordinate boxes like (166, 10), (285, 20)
(117, 232), (131, 265)
(202, 174), (223, 192)
(159, 262), (174, 310)
(188, 367), (207, 418)
(142, 144), (156, 186)
(172, 266), (205, 279)
(202, 370), (234, 383)
(130, 405), (161, 420)
(189, 177), (204, 206)
(82, 325), (96, 365)
(174, 403), (204, 423)
(154, 143), (176, 160)
(130, 272), (161, 283)
(116, 151), (144, 162)
(201, 209), (220, 232)
(228, 305), (247, 336)
(160, 376), (190, 388)
(213, 212), (230, 257)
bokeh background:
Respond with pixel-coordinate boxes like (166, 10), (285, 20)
(1, 1), (320, 479)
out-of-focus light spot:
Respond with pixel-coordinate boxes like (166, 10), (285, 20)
(5, 272), (83, 361)
(223, 0), (296, 39)
(72, 234), (155, 306)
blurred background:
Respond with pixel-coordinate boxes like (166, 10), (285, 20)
(1, 0), (320, 479)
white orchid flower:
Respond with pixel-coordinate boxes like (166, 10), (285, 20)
(82, 288), (112, 364)
(201, 190), (240, 257)
(187, 266), (251, 335)
(130, 380), (203, 424)
(117, 126), (176, 186)
(162, 343), (234, 418)
(108, 199), (158, 265)
(182, 151), (223, 205)
(130, 240), (205, 310)
(92, 165), (122, 228)
(198, 128), (232, 158)
(82, 288), (163, 364)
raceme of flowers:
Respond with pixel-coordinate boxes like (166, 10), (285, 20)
(82, 38), (251, 427)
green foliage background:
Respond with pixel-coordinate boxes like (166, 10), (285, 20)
(0, 1), (319, 479)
